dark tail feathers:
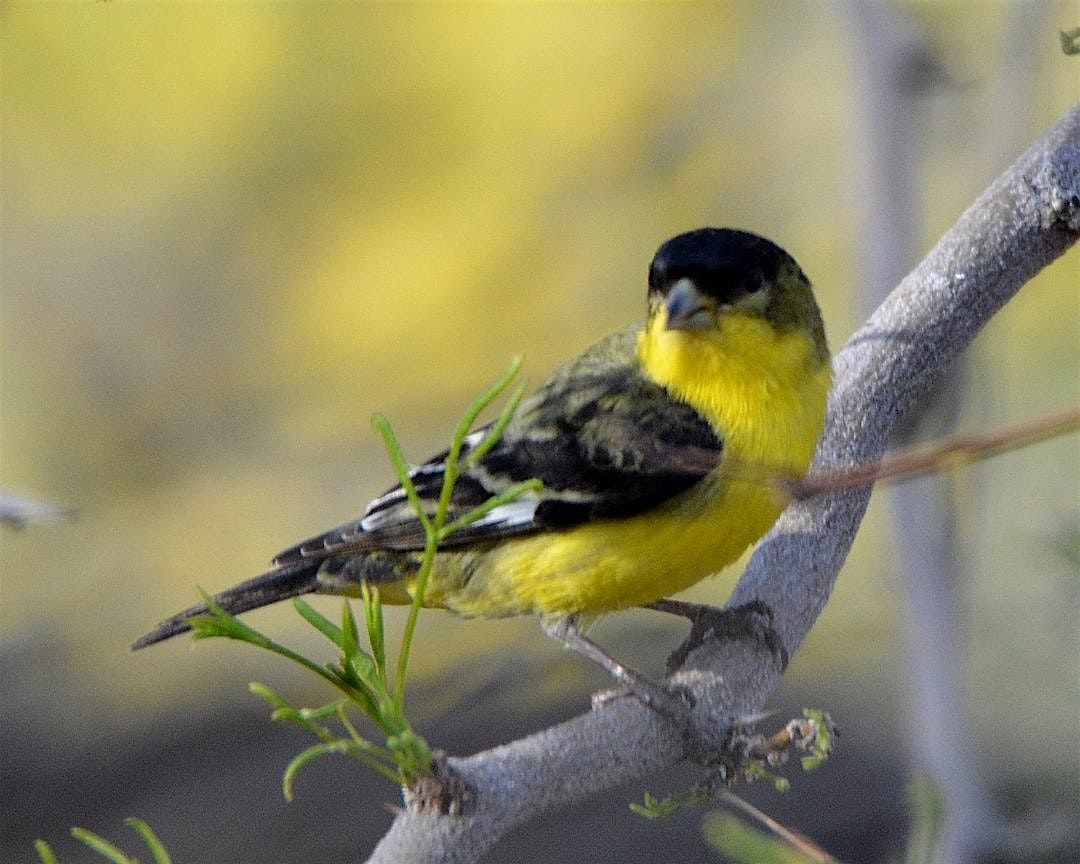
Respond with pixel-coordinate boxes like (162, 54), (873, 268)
(132, 560), (321, 650)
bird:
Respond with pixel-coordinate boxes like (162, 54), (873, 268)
(133, 227), (831, 687)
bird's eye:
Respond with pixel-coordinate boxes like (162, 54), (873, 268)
(648, 261), (667, 291)
(742, 273), (764, 294)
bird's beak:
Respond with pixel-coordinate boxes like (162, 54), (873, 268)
(663, 278), (713, 331)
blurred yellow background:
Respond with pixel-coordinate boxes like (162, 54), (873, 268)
(2, 3), (1077, 862)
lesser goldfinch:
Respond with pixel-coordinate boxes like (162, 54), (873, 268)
(134, 228), (830, 661)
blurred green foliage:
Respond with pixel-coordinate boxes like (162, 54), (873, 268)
(702, 812), (822, 864)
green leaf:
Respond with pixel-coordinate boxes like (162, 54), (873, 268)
(629, 787), (710, 819)
(394, 356), (527, 713)
(282, 742), (345, 801)
(298, 701), (351, 722)
(371, 413), (432, 535)
(441, 478), (543, 539)
(282, 739), (402, 800)
(124, 819), (172, 864)
(33, 840), (59, 864)
(435, 354), (525, 529)
(70, 828), (134, 864)
(190, 592), (339, 687)
(249, 681), (292, 711)
(251, 683), (334, 739)
(331, 705), (386, 753)
(340, 601), (363, 667)
(342, 666), (383, 721)
(800, 708), (835, 772)
(386, 729), (435, 785)
(746, 761), (790, 792)
(293, 597), (343, 646)
(464, 379), (528, 467)
(361, 582), (387, 682)
(337, 602), (383, 704)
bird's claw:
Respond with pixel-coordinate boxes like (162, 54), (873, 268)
(654, 599), (788, 673)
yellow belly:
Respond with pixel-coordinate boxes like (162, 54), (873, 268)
(430, 473), (788, 617)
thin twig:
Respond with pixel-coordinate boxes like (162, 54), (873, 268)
(717, 790), (840, 864)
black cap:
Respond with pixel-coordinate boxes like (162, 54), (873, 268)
(648, 228), (794, 302)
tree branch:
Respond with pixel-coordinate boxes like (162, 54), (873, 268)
(366, 104), (1080, 864)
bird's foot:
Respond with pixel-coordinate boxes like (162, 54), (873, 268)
(647, 598), (788, 674)
(543, 606), (791, 764)
(542, 616), (696, 728)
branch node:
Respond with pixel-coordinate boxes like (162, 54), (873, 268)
(403, 750), (474, 816)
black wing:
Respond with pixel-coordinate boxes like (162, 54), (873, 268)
(274, 327), (723, 565)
